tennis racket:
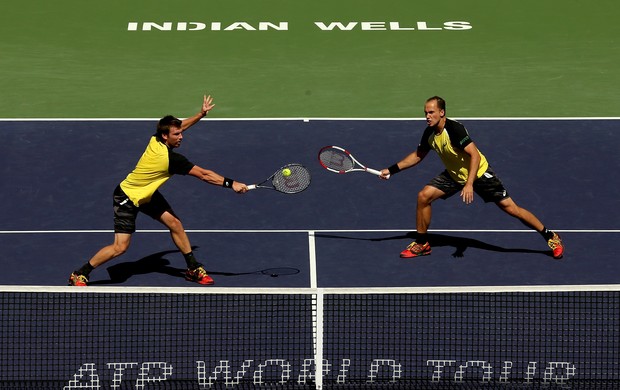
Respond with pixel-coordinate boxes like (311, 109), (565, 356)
(318, 145), (389, 178)
(247, 163), (311, 194)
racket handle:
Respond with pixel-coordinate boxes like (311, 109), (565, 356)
(366, 168), (382, 176)
(366, 167), (390, 180)
(247, 184), (256, 190)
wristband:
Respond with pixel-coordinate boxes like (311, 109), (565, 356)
(388, 164), (401, 175)
(223, 178), (234, 188)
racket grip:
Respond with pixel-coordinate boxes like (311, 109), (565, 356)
(367, 167), (390, 179)
(366, 168), (383, 176)
(247, 184), (256, 190)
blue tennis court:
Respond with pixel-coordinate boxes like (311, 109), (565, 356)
(1, 118), (618, 288)
(1, 118), (619, 389)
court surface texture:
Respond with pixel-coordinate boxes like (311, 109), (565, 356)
(1, 118), (618, 288)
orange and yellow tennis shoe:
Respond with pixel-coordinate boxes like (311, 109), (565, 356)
(68, 272), (88, 286)
(547, 232), (564, 259)
(185, 266), (214, 285)
(400, 241), (432, 258)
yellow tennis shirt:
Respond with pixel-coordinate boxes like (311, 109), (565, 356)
(119, 136), (194, 206)
(419, 119), (489, 184)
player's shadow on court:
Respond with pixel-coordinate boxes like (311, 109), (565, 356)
(87, 246), (301, 285)
(88, 249), (188, 285)
(316, 232), (554, 259)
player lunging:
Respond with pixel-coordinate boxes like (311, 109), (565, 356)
(68, 95), (248, 286)
(380, 96), (564, 259)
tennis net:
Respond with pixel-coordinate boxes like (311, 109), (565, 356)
(0, 285), (618, 389)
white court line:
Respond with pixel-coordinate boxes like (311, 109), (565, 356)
(0, 117), (620, 122)
(308, 231), (318, 289)
(0, 229), (619, 234)
(2, 284), (620, 294)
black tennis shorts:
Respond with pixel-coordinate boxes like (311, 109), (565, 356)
(112, 185), (174, 233)
(428, 168), (510, 203)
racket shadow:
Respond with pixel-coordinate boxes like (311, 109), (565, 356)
(315, 232), (554, 259)
(206, 267), (301, 278)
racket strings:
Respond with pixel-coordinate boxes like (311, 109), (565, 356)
(319, 149), (355, 172)
(272, 164), (311, 194)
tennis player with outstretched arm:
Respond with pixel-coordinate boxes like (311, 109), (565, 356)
(380, 96), (564, 259)
(68, 95), (248, 286)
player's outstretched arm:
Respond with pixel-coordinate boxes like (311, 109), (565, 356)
(188, 165), (248, 193)
(379, 148), (429, 179)
(180, 95), (215, 131)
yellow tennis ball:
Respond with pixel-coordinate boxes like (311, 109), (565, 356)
(282, 168), (292, 177)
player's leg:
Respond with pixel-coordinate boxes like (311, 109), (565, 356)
(475, 169), (564, 259)
(495, 197), (564, 259)
(400, 171), (461, 258)
(495, 197), (543, 231)
(474, 168), (564, 259)
(69, 186), (136, 286)
(146, 190), (214, 285)
(68, 233), (132, 286)
(416, 185), (447, 237)
(474, 169), (564, 259)
(158, 210), (193, 256)
(91, 233), (132, 265)
(157, 210), (214, 285)
(143, 191), (196, 264)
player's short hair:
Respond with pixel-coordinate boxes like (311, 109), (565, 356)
(156, 115), (182, 140)
(426, 96), (446, 112)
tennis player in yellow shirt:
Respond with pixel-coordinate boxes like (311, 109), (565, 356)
(381, 96), (564, 259)
(69, 95), (248, 286)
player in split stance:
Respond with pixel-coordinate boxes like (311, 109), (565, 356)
(68, 95), (248, 286)
(380, 96), (564, 260)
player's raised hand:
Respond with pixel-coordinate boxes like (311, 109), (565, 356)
(202, 94), (215, 116)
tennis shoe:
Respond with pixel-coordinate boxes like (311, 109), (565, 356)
(400, 241), (432, 258)
(547, 232), (564, 259)
(185, 266), (214, 285)
(68, 272), (88, 286)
